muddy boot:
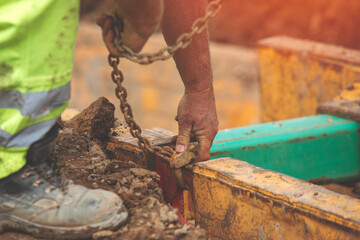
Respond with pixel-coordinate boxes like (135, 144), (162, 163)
(0, 124), (128, 239)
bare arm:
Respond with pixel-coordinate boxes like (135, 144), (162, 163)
(97, 0), (218, 162)
(162, 0), (212, 92)
(162, 0), (218, 162)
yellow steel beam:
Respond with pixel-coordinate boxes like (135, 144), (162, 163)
(193, 158), (360, 240)
(258, 35), (360, 122)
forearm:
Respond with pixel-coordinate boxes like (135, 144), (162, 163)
(116, 0), (163, 38)
(161, 0), (213, 93)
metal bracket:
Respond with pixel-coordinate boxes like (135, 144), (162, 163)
(170, 142), (198, 189)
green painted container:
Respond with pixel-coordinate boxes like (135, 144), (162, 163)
(210, 114), (360, 183)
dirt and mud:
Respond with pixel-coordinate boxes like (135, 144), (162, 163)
(0, 98), (206, 240)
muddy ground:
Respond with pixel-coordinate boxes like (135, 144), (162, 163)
(0, 99), (206, 240)
(1, 98), (360, 240)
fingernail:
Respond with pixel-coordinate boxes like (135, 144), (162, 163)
(176, 144), (185, 153)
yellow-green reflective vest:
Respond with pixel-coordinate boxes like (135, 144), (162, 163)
(0, 0), (79, 179)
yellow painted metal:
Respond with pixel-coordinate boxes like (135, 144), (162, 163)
(258, 35), (360, 122)
(193, 158), (360, 240)
(181, 190), (195, 221)
(334, 82), (360, 101)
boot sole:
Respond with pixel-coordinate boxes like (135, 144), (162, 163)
(0, 204), (128, 239)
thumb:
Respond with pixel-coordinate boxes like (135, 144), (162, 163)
(176, 125), (191, 153)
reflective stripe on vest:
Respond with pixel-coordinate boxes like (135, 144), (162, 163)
(0, 102), (69, 145)
(0, 0), (79, 180)
(0, 118), (58, 148)
(0, 128), (11, 144)
(0, 81), (70, 117)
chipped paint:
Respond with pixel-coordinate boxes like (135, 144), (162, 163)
(194, 158), (360, 240)
(258, 36), (360, 122)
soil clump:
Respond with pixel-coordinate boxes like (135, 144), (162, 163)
(0, 98), (206, 240)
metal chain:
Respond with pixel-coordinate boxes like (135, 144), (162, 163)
(108, 0), (222, 159)
(108, 55), (174, 159)
(111, 0), (222, 65)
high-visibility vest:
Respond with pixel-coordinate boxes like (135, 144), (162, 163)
(0, 0), (79, 179)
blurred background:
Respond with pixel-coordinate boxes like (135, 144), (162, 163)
(69, 0), (360, 132)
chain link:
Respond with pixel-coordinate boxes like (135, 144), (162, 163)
(108, 55), (174, 159)
(108, 0), (222, 160)
(111, 0), (222, 65)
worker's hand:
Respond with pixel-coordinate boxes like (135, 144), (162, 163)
(96, 13), (151, 56)
(175, 87), (218, 162)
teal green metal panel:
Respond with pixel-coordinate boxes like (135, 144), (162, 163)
(210, 114), (360, 182)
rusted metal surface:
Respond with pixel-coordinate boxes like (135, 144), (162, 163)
(194, 158), (360, 240)
(106, 126), (194, 221)
(170, 143), (197, 169)
(210, 114), (360, 182)
(258, 35), (360, 122)
(308, 176), (334, 185)
(110, 126), (175, 147)
(181, 190), (195, 220)
(106, 126), (175, 169)
(318, 99), (360, 122)
(170, 142), (197, 190)
(317, 81), (360, 121)
(323, 183), (360, 199)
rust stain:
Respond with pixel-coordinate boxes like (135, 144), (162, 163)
(221, 202), (238, 229)
(243, 143), (276, 152)
(194, 159), (360, 239)
(286, 132), (342, 144)
(308, 176), (334, 184)
(287, 135), (318, 144)
(210, 150), (230, 157)
(210, 143), (276, 157)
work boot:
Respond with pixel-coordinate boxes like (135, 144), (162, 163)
(0, 124), (128, 239)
